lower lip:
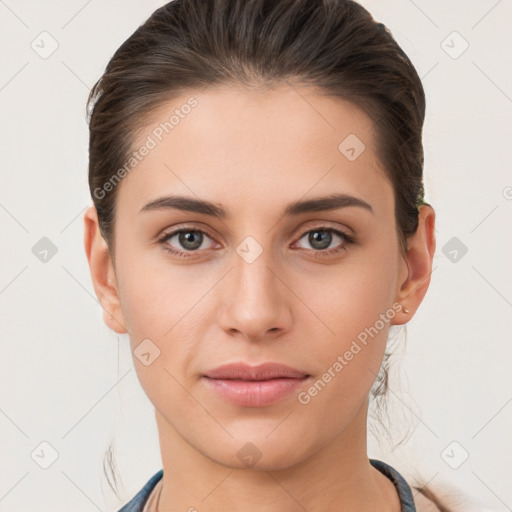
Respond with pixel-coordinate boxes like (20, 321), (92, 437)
(202, 376), (310, 407)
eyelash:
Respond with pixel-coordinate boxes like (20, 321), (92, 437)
(157, 225), (355, 259)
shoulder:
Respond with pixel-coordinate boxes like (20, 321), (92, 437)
(117, 470), (163, 512)
(371, 456), (498, 512)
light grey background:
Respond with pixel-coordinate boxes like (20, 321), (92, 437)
(0, 1), (511, 511)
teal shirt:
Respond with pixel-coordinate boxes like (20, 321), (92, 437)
(118, 458), (416, 511)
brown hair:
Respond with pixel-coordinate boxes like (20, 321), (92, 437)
(87, 0), (444, 507)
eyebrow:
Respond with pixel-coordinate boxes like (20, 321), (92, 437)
(139, 193), (374, 218)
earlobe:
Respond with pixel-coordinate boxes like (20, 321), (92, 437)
(83, 205), (127, 334)
(392, 205), (436, 325)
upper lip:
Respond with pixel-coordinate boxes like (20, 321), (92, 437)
(203, 362), (309, 381)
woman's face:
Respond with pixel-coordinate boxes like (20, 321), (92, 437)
(89, 83), (427, 470)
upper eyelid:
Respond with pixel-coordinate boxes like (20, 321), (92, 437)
(159, 223), (217, 241)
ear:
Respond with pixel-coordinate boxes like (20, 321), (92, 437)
(392, 204), (436, 325)
(83, 205), (127, 334)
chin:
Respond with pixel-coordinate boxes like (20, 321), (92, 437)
(200, 430), (315, 472)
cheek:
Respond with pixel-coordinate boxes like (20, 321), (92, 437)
(301, 242), (399, 344)
(114, 248), (214, 389)
(115, 243), (204, 337)
(296, 277), (394, 426)
(296, 242), (398, 395)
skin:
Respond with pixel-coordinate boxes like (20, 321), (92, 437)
(84, 83), (436, 512)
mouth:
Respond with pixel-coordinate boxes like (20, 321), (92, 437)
(202, 362), (311, 407)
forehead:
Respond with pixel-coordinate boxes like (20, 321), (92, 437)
(116, 83), (393, 219)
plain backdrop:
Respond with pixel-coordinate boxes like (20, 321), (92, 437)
(0, 1), (511, 511)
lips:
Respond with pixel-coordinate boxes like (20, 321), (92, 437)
(203, 362), (309, 381)
(202, 362), (311, 407)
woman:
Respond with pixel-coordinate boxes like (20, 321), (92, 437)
(84, 0), (457, 510)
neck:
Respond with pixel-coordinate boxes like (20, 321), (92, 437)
(154, 398), (400, 512)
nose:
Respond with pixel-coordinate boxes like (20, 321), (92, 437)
(217, 247), (292, 342)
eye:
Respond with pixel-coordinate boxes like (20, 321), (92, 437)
(293, 226), (355, 255)
(158, 227), (219, 258)
(158, 224), (355, 259)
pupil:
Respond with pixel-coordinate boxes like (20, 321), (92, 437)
(309, 230), (331, 250)
(179, 231), (202, 250)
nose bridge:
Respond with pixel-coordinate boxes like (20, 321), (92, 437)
(218, 236), (291, 339)
(233, 238), (280, 308)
